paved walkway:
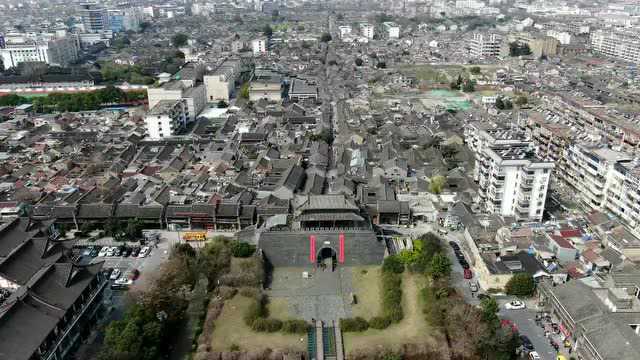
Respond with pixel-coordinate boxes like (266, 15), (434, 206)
(268, 267), (353, 322)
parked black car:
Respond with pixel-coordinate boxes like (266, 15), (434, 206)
(520, 335), (535, 351)
(131, 246), (141, 257)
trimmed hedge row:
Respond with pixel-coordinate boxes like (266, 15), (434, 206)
(242, 292), (308, 334)
(340, 317), (369, 332)
(381, 271), (404, 324)
(341, 263), (405, 333)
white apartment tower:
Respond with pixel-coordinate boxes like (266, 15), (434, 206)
(252, 38), (267, 55)
(80, 3), (110, 33)
(563, 144), (640, 233)
(360, 23), (375, 39)
(338, 25), (352, 39)
(469, 33), (502, 58)
(144, 99), (189, 139)
(382, 22), (400, 39)
(590, 30), (640, 64)
(467, 124), (554, 222)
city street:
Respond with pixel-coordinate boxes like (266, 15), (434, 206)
(499, 306), (558, 360)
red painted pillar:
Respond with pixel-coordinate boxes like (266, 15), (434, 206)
(339, 233), (345, 263)
(309, 235), (316, 263)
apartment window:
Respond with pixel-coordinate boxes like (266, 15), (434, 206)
(536, 210), (542, 214)
(543, 169), (549, 174)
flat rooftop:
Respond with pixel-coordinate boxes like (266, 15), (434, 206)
(290, 79), (318, 95)
(148, 100), (181, 115)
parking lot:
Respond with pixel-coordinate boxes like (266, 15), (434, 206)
(75, 231), (174, 292)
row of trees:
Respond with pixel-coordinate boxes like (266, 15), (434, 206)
(450, 74), (476, 92)
(495, 95), (528, 110)
(100, 63), (156, 85)
(31, 86), (147, 113)
(0, 94), (31, 107)
(422, 278), (520, 360)
(99, 238), (234, 360)
(417, 233), (521, 360)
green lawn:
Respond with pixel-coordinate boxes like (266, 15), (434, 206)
(211, 294), (306, 352)
(351, 266), (382, 318)
(344, 273), (436, 356)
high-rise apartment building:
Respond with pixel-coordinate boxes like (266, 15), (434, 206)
(466, 124), (554, 221)
(591, 29), (640, 64)
(382, 22), (400, 39)
(359, 23), (375, 39)
(144, 99), (189, 139)
(469, 33), (502, 58)
(80, 3), (110, 33)
(252, 38), (267, 55)
(563, 144), (640, 233)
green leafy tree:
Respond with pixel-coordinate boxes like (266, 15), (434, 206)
(355, 58), (364, 66)
(505, 273), (535, 296)
(125, 218), (142, 240)
(230, 240), (256, 257)
(320, 33), (332, 42)
(429, 175), (446, 194)
(480, 297), (500, 324)
(462, 79), (476, 92)
(428, 253), (452, 280)
(172, 33), (188, 47)
(239, 83), (250, 99)
(469, 66), (481, 74)
(382, 255), (405, 274)
(509, 41), (531, 57)
(376, 61), (387, 69)
(104, 217), (121, 237)
(515, 95), (528, 106)
(217, 100), (228, 108)
(263, 25), (273, 37)
(0, 94), (30, 106)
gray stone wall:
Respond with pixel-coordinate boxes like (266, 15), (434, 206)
(258, 230), (385, 267)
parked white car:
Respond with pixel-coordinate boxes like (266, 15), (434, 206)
(528, 351), (541, 360)
(505, 300), (526, 310)
(109, 269), (121, 280)
(114, 277), (133, 285)
(106, 246), (116, 257)
(98, 247), (109, 257)
(138, 246), (150, 258)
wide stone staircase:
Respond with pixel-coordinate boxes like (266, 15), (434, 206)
(307, 320), (344, 360)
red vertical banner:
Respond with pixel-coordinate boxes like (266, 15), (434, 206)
(309, 235), (316, 263)
(339, 233), (345, 263)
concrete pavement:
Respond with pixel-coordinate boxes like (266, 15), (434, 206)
(499, 305), (558, 360)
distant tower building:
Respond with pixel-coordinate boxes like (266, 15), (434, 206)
(469, 33), (502, 58)
(80, 2), (110, 33)
(359, 23), (375, 39)
(252, 38), (267, 55)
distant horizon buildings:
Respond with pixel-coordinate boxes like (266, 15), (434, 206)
(0, 32), (79, 70)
